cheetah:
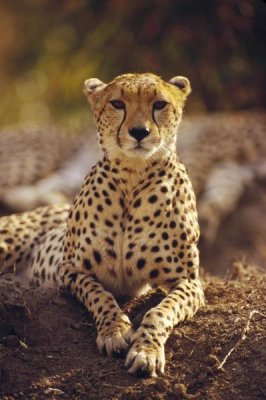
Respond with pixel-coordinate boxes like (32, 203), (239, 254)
(0, 73), (204, 377)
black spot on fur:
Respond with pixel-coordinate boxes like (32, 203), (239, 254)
(148, 195), (158, 203)
(93, 250), (102, 264)
(133, 198), (141, 208)
(137, 258), (146, 269)
(84, 259), (92, 270)
(150, 269), (159, 279)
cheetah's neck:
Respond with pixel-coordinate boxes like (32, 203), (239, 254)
(104, 151), (179, 191)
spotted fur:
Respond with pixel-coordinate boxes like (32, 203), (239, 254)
(0, 73), (204, 377)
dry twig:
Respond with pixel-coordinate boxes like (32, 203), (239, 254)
(218, 310), (266, 370)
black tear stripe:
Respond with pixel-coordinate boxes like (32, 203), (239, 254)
(152, 109), (159, 129)
(116, 108), (127, 147)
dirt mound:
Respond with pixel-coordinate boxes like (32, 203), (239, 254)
(0, 265), (265, 400)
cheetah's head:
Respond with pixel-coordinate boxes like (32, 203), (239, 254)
(84, 73), (191, 162)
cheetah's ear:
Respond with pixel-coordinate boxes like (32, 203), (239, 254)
(83, 78), (107, 104)
(169, 76), (191, 97)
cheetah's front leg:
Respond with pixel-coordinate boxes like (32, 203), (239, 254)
(61, 266), (134, 357)
(125, 278), (204, 377)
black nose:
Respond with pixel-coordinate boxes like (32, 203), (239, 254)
(129, 127), (150, 142)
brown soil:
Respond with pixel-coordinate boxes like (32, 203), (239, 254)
(0, 264), (265, 400)
(1, 180), (266, 400)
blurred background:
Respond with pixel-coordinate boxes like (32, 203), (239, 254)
(0, 0), (265, 128)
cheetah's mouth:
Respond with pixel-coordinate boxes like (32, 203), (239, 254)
(125, 142), (157, 158)
(132, 144), (149, 152)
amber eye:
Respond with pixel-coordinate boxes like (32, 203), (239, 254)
(153, 100), (168, 110)
(110, 100), (125, 110)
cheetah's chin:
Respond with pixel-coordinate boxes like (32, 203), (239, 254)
(124, 145), (159, 159)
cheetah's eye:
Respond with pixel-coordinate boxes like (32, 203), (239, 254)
(110, 100), (125, 110)
(153, 100), (168, 111)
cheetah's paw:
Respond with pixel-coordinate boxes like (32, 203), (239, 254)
(96, 317), (134, 358)
(125, 331), (165, 377)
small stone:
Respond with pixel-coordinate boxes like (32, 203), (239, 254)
(205, 354), (220, 367)
(70, 322), (83, 330)
(52, 298), (65, 306)
(1, 335), (20, 347)
(172, 383), (188, 398)
(156, 377), (168, 391)
(197, 335), (205, 344)
(73, 382), (84, 394)
(44, 388), (64, 396)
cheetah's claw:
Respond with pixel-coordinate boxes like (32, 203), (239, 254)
(125, 332), (165, 377)
(96, 326), (135, 358)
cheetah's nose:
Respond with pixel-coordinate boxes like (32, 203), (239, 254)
(129, 127), (150, 142)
